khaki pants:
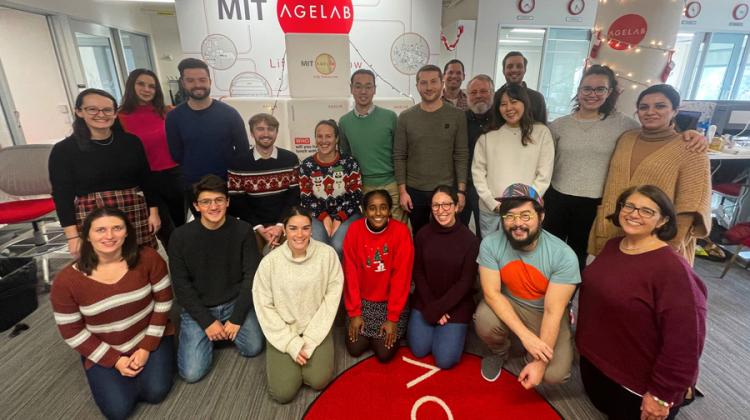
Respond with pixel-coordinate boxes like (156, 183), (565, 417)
(473, 299), (573, 384)
(265, 332), (334, 404)
(362, 182), (406, 223)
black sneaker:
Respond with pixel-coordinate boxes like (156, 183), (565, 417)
(481, 355), (504, 382)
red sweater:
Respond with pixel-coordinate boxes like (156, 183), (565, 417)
(342, 218), (413, 322)
(577, 238), (707, 405)
(119, 105), (177, 171)
(51, 247), (174, 369)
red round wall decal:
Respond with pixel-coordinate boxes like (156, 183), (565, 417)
(304, 348), (562, 419)
(277, 0), (354, 34)
(607, 14), (648, 51)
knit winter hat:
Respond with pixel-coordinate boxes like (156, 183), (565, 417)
(497, 183), (544, 207)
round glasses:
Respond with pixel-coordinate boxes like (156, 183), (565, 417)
(620, 202), (658, 219)
(81, 106), (116, 116)
(431, 202), (455, 212)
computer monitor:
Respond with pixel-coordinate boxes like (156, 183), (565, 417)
(675, 110), (701, 131)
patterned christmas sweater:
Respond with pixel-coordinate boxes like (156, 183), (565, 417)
(299, 153), (363, 222)
(51, 247), (174, 369)
(227, 147), (300, 226)
(342, 218), (414, 322)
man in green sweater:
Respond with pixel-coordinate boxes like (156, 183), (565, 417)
(393, 64), (469, 235)
(339, 69), (404, 222)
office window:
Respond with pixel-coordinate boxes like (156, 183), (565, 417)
(666, 33), (697, 93)
(75, 31), (122, 99)
(120, 31), (153, 73)
(539, 29), (590, 120)
(693, 33), (746, 100)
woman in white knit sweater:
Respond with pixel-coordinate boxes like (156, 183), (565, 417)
(252, 206), (344, 404)
(472, 84), (554, 235)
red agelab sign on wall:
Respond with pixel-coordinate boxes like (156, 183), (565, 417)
(607, 14), (647, 50)
(277, 0), (354, 34)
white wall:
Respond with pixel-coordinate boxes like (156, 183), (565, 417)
(442, 0), (478, 27)
(439, 20), (476, 82)
(146, 9), (183, 102)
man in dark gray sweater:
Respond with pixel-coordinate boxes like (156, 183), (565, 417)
(168, 175), (263, 383)
(393, 64), (469, 235)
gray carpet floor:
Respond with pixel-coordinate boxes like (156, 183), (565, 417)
(0, 256), (748, 420)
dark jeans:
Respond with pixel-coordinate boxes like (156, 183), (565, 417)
(152, 166), (185, 248)
(406, 187), (434, 236)
(458, 182), (481, 238)
(580, 356), (681, 420)
(407, 309), (467, 369)
(84, 336), (175, 420)
(542, 187), (600, 272)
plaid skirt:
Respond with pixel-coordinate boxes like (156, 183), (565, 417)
(75, 187), (157, 249)
(352, 299), (409, 340)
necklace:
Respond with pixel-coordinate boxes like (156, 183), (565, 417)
(619, 238), (663, 254)
(92, 132), (114, 146)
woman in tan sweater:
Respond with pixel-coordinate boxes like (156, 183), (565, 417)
(588, 84), (711, 265)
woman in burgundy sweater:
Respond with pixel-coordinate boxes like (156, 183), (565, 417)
(119, 69), (184, 247)
(342, 189), (413, 362)
(577, 185), (707, 420)
(408, 186), (479, 369)
(51, 207), (175, 420)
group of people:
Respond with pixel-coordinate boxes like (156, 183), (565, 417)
(48, 53), (709, 420)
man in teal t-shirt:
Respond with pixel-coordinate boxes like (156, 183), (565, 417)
(339, 69), (404, 222)
(474, 183), (579, 390)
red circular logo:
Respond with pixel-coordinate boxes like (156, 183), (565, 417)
(277, 0), (354, 34)
(607, 14), (648, 50)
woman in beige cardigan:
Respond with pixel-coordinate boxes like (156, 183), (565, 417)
(588, 84), (711, 265)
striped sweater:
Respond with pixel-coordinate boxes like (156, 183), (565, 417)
(51, 247), (173, 369)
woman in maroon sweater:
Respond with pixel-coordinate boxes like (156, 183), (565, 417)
(119, 69), (184, 247)
(51, 207), (175, 420)
(407, 186), (480, 369)
(577, 185), (707, 420)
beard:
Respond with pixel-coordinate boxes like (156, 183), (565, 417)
(187, 87), (211, 100)
(503, 225), (542, 250)
(469, 101), (490, 115)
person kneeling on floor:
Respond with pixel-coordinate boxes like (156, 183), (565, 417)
(473, 183), (579, 388)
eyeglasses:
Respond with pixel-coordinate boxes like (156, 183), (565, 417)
(196, 197), (228, 207)
(620, 202), (658, 218)
(431, 202), (455, 211)
(81, 107), (116, 116)
(578, 86), (610, 96)
(501, 212), (535, 223)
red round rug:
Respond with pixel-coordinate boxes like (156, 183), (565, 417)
(304, 347), (562, 419)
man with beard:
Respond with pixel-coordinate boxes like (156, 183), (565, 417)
(500, 52), (548, 124)
(339, 69), (404, 222)
(441, 59), (468, 110)
(394, 64), (468, 235)
(460, 74), (494, 236)
(227, 113), (300, 253)
(473, 183), (579, 390)
(166, 58), (250, 216)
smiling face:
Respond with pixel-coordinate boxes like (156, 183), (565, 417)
(503, 55), (526, 85)
(577, 74), (611, 113)
(76, 93), (117, 131)
(134, 74), (157, 105)
(285, 214), (312, 254)
(315, 123), (338, 157)
(499, 92), (524, 127)
(443, 62), (465, 91)
(181, 67), (211, 100)
(365, 194), (391, 229)
(416, 70), (443, 104)
(431, 191), (457, 228)
(251, 120), (278, 150)
(501, 201), (542, 249)
(467, 78), (493, 115)
(618, 192), (666, 238)
(351, 72), (376, 109)
(637, 92), (676, 131)
(194, 191), (228, 227)
(87, 215), (127, 256)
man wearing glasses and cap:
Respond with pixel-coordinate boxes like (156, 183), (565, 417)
(473, 183), (579, 390)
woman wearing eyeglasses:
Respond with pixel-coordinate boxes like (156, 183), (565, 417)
(472, 84), (554, 236)
(408, 186), (479, 369)
(544, 66), (705, 271)
(577, 185), (707, 420)
(119, 69), (184, 248)
(588, 84), (711, 265)
(342, 190), (413, 363)
(49, 88), (160, 258)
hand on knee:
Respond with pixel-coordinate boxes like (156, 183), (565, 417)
(542, 367), (571, 385)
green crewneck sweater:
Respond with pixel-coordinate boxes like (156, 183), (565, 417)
(339, 106), (398, 186)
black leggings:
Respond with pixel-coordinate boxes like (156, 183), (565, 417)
(346, 334), (399, 363)
(542, 187), (600, 272)
(151, 167), (185, 247)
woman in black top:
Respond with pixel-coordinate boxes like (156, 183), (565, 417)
(49, 88), (160, 258)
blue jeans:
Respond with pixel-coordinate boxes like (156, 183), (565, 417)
(311, 213), (362, 257)
(84, 336), (175, 420)
(407, 309), (468, 369)
(177, 299), (264, 383)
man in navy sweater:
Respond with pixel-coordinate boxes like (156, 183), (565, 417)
(166, 58), (250, 216)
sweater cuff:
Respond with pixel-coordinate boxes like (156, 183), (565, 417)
(336, 211), (348, 222)
(387, 309), (402, 323)
(286, 335), (305, 359)
(317, 212), (329, 222)
(647, 383), (684, 407)
(138, 335), (160, 352)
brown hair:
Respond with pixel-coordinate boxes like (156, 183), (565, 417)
(120, 69), (167, 117)
(606, 185), (677, 241)
(78, 207), (139, 275)
(486, 84), (535, 146)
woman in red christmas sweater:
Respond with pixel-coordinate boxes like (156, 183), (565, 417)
(342, 189), (414, 362)
(51, 207), (175, 420)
